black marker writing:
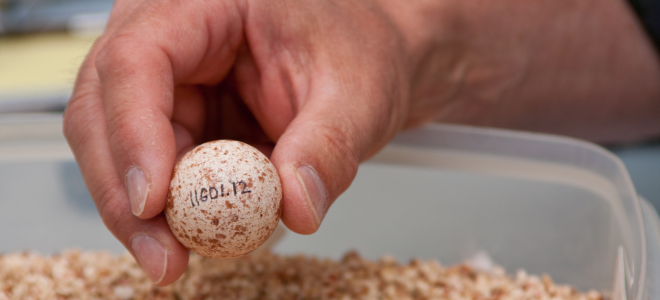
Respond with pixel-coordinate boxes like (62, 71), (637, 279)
(239, 180), (251, 194)
(200, 188), (208, 202)
(188, 179), (253, 208)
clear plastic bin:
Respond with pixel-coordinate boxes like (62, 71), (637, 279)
(1, 114), (658, 300)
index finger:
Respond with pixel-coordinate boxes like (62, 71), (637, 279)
(64, 54), (189, 286)
(95, 0), (245, 219)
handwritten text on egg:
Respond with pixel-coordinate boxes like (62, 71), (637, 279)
(189, 180), (251, 207)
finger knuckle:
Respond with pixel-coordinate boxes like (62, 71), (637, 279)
(95, 32), (143, 79)
(62, 102), (81, 143)
(315, 122), (360, 181)
(63, 94), (102, 150)
(105, 108), (143, 148)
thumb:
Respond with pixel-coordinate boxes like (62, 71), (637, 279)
(270, 84), (405, 235)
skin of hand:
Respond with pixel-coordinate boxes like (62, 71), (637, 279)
(63, 0), (660, 286)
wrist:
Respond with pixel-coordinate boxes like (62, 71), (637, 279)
(375, 1), (457, 61)
(376, 0), (473, 127)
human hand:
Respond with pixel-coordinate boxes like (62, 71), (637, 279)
(63, 0), (424, 286)
(64, 0), (660, 287)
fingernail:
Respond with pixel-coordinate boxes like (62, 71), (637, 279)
(126, 167), (149, 216)
(296, 165), (328, 224)
(131, 234), (167, 284)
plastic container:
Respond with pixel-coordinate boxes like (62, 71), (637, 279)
(1, 114), (658, 300)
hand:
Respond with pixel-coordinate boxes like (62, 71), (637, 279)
(64, 0), (660, 287)
(64, 0), (418, 286)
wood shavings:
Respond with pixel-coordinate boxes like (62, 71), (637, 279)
(0, 250), (603, 300)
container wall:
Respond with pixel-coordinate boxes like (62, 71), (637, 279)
(275, 158), (625, 292)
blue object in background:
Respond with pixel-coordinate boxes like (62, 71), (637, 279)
(0, 0), (113, 34)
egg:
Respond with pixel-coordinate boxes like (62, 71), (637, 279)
(165, 140), (282, 259)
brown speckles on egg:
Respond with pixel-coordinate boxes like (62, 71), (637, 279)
(165, 140), (282, 259)
(225, 201), (235, 209)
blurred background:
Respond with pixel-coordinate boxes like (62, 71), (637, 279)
(0, 0), (111, 112)
(0, 0), (659, 213)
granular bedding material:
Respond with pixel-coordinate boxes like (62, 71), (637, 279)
(0, 249), (603, 300)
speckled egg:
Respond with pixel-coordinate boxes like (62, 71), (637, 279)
(165, 140), (282, 259)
